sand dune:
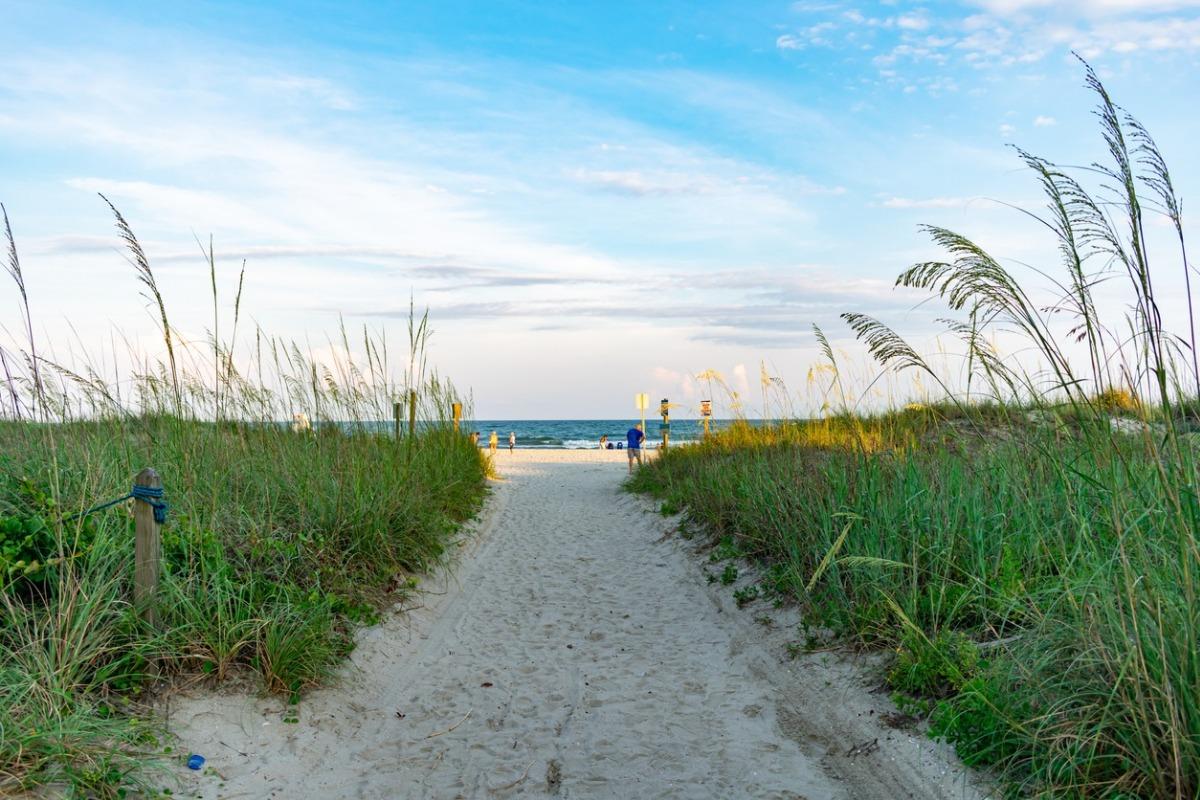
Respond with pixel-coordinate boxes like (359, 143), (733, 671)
(169, 449), (983, 799)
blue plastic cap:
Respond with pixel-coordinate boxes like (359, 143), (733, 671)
(187, 754), (205, 770)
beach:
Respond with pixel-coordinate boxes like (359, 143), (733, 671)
(169, 449), (982, 799)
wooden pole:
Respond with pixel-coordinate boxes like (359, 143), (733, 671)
(452, 402), (462, 433)
(133, 467), (162, 627)
(393, 401), (401, 439)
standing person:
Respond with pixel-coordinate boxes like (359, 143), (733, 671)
(470, 431), (480, 447)
(625, 423), (645, 474)
(599, 434), (608, 449)
(489, 431), (498, 453)
(508, 431), (516, 452)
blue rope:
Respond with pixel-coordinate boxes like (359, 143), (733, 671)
(131, 484), (169, 524)
(72, 484), (169, 524)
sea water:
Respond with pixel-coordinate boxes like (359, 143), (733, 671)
(466, 419), (754, 449)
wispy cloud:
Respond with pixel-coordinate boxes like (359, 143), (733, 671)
(881, 196), (983, 209)
(897, 13), (931, 31)
(350, 267), (929, 349)
(569, 169), (716, 196)
(244, 74), (358, 110)
(971, 0), (1200, 16)
(794, 0), (1200, 86)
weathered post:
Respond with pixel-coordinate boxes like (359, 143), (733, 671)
(452, 402), (463, 433)
(393, 401), (401, 439)
(133, 467), (162, 627)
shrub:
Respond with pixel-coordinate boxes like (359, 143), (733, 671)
(888, 628), (979, 698)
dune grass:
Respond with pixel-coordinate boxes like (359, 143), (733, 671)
(633, 62), (1200, 797)
(0, 204), (487, 796)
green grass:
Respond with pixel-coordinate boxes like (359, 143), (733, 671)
(634, 406), (1200, 797)
(0, 201), (488, 795)
(632, 63), (1200, 798)
(1, 420), (486, 795)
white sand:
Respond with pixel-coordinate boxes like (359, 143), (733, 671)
(168, 449), (985, 799)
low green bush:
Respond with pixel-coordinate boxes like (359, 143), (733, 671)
(888, 628), (979, 697)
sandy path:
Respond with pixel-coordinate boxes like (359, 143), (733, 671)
(170, 450), (983, 799)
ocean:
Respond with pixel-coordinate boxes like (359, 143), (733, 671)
(465, 419), (747, 449)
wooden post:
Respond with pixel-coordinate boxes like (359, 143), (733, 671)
(393, 401), (401, 439)
(133, 467), (162, 627)
(452, 402), (462, 433)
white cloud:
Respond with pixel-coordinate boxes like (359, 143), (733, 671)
(864, 2), (1200, 80)
(999, 123), (1017, 137)
(64, 178), (301, 240)
(652, 366), (684, 384)
(570, 169), (716, 196)
(881, 196), (979, 209)
(245, 75), (357, 110)
(972, 0), (1200, 15)
(777, 33), (805, 49)
(1033, 115), (1057, 126)
(731, 363), (751, 397)
(1074, 16), (1200, 55)
(791, 2), (843, 11)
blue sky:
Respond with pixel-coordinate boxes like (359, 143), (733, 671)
(1, 0), (1198, 417)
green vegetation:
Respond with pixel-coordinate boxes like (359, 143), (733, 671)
(632, 63), (1200, 797)
(0, 202), (487, 795)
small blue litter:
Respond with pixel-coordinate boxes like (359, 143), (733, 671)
(187, 754), (205, 770)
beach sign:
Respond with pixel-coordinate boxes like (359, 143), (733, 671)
(700, 400), (712, 417)
(635, 393), (649, 411)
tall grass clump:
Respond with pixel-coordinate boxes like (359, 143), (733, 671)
(633, 61), (1200, 797)
(0, 199), (488, 796)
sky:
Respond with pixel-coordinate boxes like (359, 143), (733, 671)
(1, 0), (1198, 418)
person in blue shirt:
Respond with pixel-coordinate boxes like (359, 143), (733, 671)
(626, 423), (645, 473)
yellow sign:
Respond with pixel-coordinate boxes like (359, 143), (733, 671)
(635, 393), (649, 411)
(700, 400), (712, 417)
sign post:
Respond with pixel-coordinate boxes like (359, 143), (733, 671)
(451, 402), (463, 433)
(700, 399), (712, 438)
(635, 392), (649, 433)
